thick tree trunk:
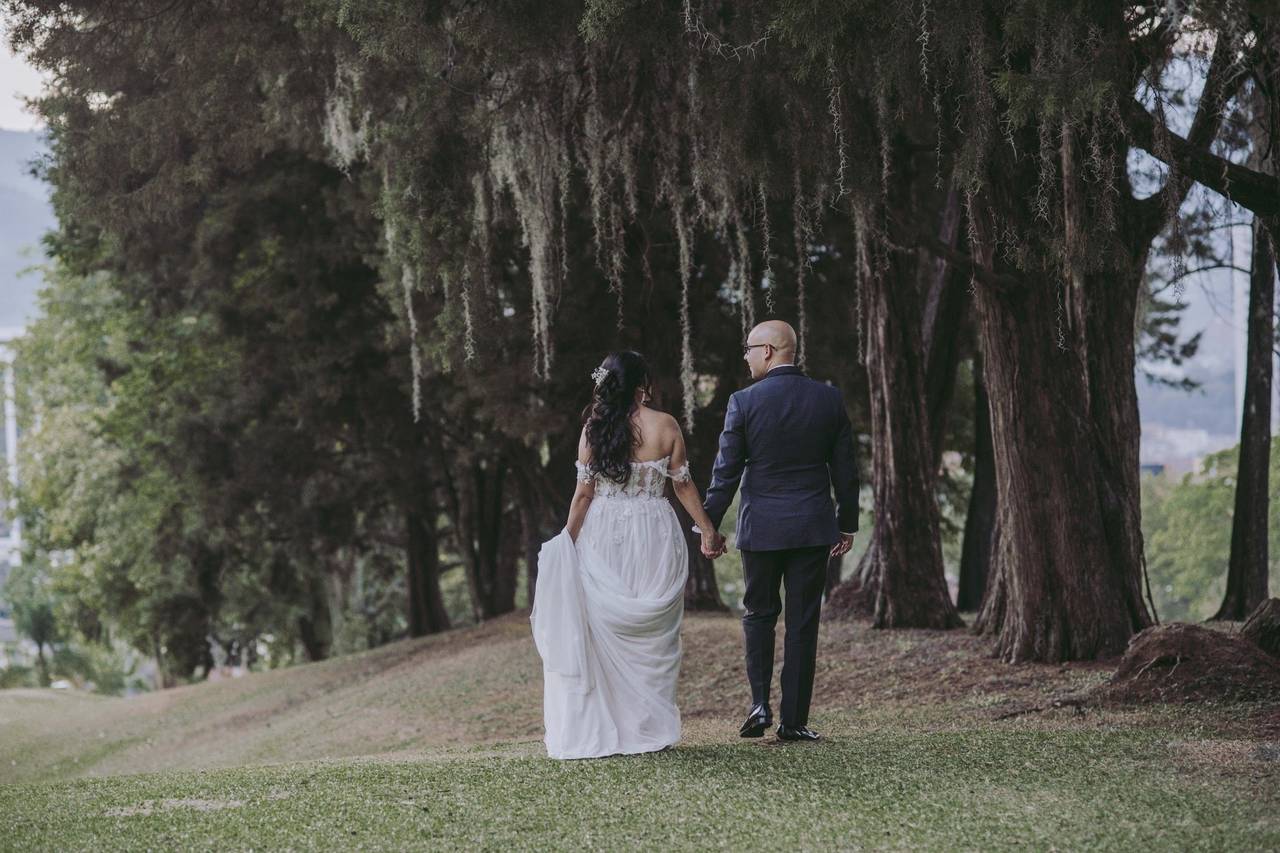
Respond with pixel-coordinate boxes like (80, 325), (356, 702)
(406, 490), (451, 637)
(969, 184), (1152, 661)
(827, 187), (965, 626)
(965, 5), (1237, 662)
(957, 354), (995, 612)
(1212, 217), (1276, 620)
(860, 244), (962, 628)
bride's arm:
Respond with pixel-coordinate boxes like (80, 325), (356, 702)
(566, 428), (595, 543)
(668, 423), (723, 553)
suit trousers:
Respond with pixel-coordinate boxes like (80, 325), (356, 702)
(740, 545), (829, 727)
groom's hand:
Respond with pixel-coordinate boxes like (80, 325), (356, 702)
(700, 530), (726, 559)
(830, 532), (854, 559)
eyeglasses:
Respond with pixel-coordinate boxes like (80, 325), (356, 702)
(743, 343), (770, 355)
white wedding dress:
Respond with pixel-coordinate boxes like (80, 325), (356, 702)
(531, 456), (690, 759)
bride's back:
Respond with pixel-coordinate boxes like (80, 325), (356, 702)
(629, 405), (678, 463)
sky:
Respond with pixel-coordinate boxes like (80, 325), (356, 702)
(0, 19), (47, 132)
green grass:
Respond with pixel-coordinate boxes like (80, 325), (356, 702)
(2, 722), (1276, 850)
(3, 607), (1277, 849)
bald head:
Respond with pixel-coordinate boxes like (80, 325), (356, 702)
(744, 320), (797, 379)
(748, 321), (797, 355)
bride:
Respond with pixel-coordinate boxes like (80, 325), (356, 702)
(531, 350), (725, 760)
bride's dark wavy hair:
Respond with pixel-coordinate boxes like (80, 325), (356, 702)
(582, 351), (651, 484)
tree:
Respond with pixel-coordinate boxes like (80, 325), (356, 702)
(1212, 29), (1279, 621)
(1213, 215), (1276, 619)
(6, 560), (60, 686)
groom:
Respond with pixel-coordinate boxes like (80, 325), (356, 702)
(702, 320), (860, 742)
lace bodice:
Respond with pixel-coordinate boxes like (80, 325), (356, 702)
(576, 455), (691, 500)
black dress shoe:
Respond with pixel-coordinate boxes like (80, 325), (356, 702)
(739, 703), (773, 738)
(776, 724), (820, 742)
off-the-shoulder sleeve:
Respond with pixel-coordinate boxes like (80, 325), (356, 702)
(668, 462), (691, 483)
(574, 461), (594, 484)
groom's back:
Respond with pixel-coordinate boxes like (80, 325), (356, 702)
(706, 365), (859, 552)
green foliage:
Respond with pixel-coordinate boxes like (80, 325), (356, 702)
(1141, 438), (1280, 622)
(5, 558), (61, 684)
(4, 0), (1261, 675)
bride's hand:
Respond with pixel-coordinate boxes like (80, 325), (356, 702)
(700, 530), (725, 559)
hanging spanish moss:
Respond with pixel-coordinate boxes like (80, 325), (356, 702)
(756, 179), (776, 315)
(460, 264), (477, 363)
(673, 202), (697, 432)
(321, 56), (369, 173)
(732, 211), (756, 336)
(792, 174), (817, 370)
(404, 264), (423, 421)
(489, 95), (574, 380)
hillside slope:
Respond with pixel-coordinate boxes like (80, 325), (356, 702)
(1, 610), (1273, 787)
(0, 611), (1121, 785)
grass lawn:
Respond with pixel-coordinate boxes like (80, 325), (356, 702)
(3, 721), (1277, 850)
(2, 612), (1278, 849)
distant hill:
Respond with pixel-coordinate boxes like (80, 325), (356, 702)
(0, 129), (54, 330)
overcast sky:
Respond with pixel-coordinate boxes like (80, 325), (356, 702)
(0, 19), (48, 132)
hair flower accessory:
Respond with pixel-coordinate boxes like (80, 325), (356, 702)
(591, 365), (609, 387)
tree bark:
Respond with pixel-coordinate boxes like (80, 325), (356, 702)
(922, 191), (970, 459)
(827, 186), (965, 626)
(439, 450), (520, 621)
(968, 177), (1153, 660)
(961, 18), (1244, 660)
(851, 150), (963, 629)
(1241, 598), (1280, 658)
(957, 354), (995, 612)
(297, 571), (333, 662)
(406, 486), (451, 636)
(1212, 216), (1276, 620)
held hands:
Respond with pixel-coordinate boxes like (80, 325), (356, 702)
(830, 532), (855, 559)
(700, 529), (728, 559)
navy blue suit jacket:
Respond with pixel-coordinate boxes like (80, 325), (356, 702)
(703, 365), (860, 551)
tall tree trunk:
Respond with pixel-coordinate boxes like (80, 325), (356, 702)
(827, 186), (965, 627)
(519, 492), (542, 607)
(968, 180), (1152, 661)
(1213, 216), (1276, 620)
(859, 234), (962, 628)
(957, 354), (995, 611)
(922, 190), (970, 459)
(965, 7), (1236, 661)
(406, 485), (451, 636)
(439, 450), (520, 621)
(35, 642), (49, 687)
(297, 571), (333, 661)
